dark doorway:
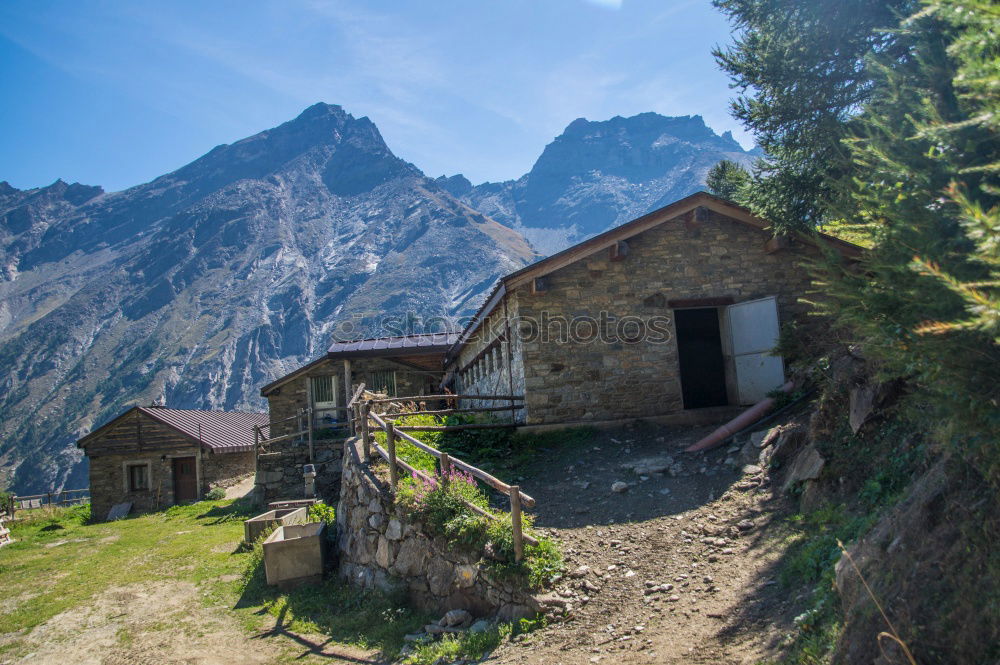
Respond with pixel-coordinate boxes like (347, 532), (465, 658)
(675, 307), (729, 409)
(172, 457), (198, 503)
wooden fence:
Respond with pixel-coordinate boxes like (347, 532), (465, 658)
(6, 488), (90, 518)
(352, 394), (536, 561)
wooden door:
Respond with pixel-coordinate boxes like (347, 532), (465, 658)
(172, 457), (198, 504)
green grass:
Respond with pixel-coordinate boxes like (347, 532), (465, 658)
(0, 500), (430, 662)
(403, 616), (546, 665)
(0, 501), (253, 639)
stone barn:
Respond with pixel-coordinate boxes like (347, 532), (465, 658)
(255, 332), (458, 503)
(443, 191), (860, 425)
(78, 406), (265, 520)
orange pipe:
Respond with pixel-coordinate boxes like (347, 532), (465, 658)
(685, 381), (795, 453)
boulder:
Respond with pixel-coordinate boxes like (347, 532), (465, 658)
(427, 556), (455, 597)
(441, 609), (473, 627)
(626, 456), (674, 475)
(385, 518), (403, 541)
(391, 536), (430, 577)
(375, 536), (393, 568)
(782, 445), (826, 492)
(849, 384), (879, 433)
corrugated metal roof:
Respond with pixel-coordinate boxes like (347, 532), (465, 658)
(327, 331), (460, 354)
(138, 407), (268, 454)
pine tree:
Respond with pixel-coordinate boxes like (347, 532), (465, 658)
(714, 0), (1000, 473)
(706, 159), (750, 202)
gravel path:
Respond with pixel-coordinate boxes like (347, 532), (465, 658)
(487, 422), (798, 665)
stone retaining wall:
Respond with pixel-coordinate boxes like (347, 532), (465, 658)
(255, 438), (344, 505)
(335, 436), (538, 619)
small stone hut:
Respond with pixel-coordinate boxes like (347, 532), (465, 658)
(77, 406), (265, 520)
(443, 191), (861, 425)
(255, 332), (458, 503)
(260, 332), (459, 432)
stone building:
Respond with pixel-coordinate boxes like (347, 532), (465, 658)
(255, 332), (458, 503)
(443, 191), (860, 426)
(77, 406), (265, 520)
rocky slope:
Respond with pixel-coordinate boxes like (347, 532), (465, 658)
(0, 103), (535, 493)
(442, 112), (758, 254)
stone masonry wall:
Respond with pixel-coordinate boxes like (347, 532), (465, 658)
(256, 439), (343, 505)
(201, 450), (255, 489)
(336, 436), (538, 619)
(515, 209), (821, 425)
(88, 445), (199, 519)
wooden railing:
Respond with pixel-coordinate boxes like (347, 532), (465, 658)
(353, 394), (536, 560)
(7, 488), (90, 517)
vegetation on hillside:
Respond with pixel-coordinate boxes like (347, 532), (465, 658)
(374, 413), (572, 589)
(711, 0), (999, 662)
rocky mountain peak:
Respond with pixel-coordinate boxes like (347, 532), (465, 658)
(454, 112), (757, 253)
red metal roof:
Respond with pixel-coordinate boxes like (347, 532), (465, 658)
(137, 407), (268, 454)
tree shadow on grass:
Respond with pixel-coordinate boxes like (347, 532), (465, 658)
(197, 498), (260, 525)
(235, 553), (430, 662)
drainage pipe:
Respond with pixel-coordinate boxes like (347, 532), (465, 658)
(685, 381), (795, 453)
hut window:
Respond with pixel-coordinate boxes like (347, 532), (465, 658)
(311, 375), (339, 407)
(368, 370), (397, 397)
(127, 463), (149, 492)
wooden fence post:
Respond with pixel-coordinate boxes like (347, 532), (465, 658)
(361, 403), (372, 462)
(307, 407), (314, 463)
(386, 423), (398, 493)
(440, 452), (451, 481)
(510, 485), (524, 562)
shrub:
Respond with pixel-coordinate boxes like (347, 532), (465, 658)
(308, 501), (336, 525)
(205, 487), (226, 500)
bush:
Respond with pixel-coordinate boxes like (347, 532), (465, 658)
(205, 487), (226, 500)
(308, 501), (336, 525)
(394, 468), (562, 590)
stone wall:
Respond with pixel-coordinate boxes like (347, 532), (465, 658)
(255, 438), (344, 505)
(201, 450), (255, 488)
(513, 209), (820, 424)
(88, 445), (198, 519)
(335, 436), (538, 619)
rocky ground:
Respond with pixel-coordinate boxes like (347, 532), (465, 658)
(486, 421), (804, 665)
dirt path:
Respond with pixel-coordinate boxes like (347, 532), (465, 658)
(488, 422), (798, 664)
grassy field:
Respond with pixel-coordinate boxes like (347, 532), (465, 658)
(0, 499), (431, 664)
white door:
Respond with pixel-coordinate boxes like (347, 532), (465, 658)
(311, 375), (340, 423)
(724, 296), (785, 404)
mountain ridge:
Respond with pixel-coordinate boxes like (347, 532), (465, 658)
(0, 103), (535, 493)
(441, 111), (756, 254)
(2, 104), (753, 494)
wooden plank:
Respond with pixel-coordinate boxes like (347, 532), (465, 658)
(448, 457), (536, 507)
(393, 429), (443, 458)
(385, 405), (519, 418)
(368, 394), (524, 404)
(386, 424), (398, 493)
(347, 382), (366, 408)
(510, 485), (524, 561)
(395, 423), (518, 432)
(259, 430), (308, 445)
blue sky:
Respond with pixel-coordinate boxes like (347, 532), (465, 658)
(0, 0), (747, 192)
